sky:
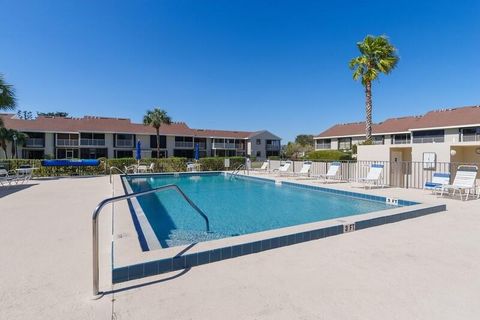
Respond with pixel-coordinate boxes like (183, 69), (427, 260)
(1, 0), (479, 142)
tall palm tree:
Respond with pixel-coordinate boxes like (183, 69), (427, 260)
(143, 108), (172, 158)
(0, 127), (10, 158)
(0, 75), (16, 127)
(10, 130), (28, 159)
(349, 35), (399, 141)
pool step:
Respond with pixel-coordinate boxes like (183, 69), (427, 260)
(166, 229), (226, 247)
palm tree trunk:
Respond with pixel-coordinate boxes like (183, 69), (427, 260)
(365, 81), (373, 141)
(156, 128), (160, 159)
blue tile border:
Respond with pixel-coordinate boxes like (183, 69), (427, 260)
(112, 203), (446, 284)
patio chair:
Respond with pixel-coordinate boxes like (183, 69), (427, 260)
(137, 164), (149, 173)
(424, 172), (450, 194)
(253, 161), (269, 173)
(313, 162), (341, 183)
(124, 165), (137, 174)
(275, 161), (292, 176)
(294, 161), (312, 177)
(146, 163), (155, 173)
(0, 169), (18, 186)
(440, 165), (478, 201)
(358, 164), (384, 189)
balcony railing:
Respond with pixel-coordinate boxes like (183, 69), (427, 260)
(175, 141), (194, 148)
(57, 139), (79, 146)
(393, 139), (410, 145)
(196, 142), (206, 150)
(116, 139), (133, 147)
(212, 142), (240, 149)
(266, 144), (281, 151)
(315, 143), (331, 150)
(462, 134), (480, 142)
(25, 138), (44, 147)
(412, 136), (444, 144)
(81, 139), (106, 146)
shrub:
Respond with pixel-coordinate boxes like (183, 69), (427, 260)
(306, 150), (352, 161)
(198, 156), (245, 171)
(268, 156), (280, 160)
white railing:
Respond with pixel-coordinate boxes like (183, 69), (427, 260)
(175, 141), (194, 148)
(212, 142), (239, 149)
(25, 138), (44, 147)
(116, 139), (133, 147)
(462, 134), (480, 142)
(56, 139), (79, 146)
(81, 139), (106, 146)
(412, 137), (444, 143)
(393, 139), (410, 145)
(315, 143), (331, 150)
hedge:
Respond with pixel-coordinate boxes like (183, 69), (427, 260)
(306, 150), (352, 161)
(198, 156), (245, 171)
(0, 156), (248, 176)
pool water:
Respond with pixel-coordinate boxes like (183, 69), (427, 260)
(126, 173), (397, 248)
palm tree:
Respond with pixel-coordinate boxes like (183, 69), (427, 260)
(349, 35), (399, 141)
(10, 130), (28, 159)
(0, 127), (10, 158)
(143, 108), (172, 158)
(0, 75), (16, 127)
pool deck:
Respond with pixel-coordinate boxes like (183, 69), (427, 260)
(1, 173), (479, 319)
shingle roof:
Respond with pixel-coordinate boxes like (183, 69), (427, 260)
(315, 105), (480, 138)
(0, 114), (273, 139)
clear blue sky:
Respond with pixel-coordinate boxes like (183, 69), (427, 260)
(1, 0), (479, 142)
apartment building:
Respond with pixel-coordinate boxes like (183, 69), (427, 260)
(314, 105), (480, 164)
(0, 114), (281, 160)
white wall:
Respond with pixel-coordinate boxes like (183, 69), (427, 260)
(357, 145), (391, 161)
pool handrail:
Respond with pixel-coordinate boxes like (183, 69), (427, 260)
(109, 166), (128, 184)
(92, 184), (210, 297)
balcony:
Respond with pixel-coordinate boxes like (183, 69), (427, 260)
(25, 138), (44, 147)
(56, 139), (79, 147)
(80, 138), (105, 146)
(116, 139), (133, 147)
(212, 142), (234, 149)
(412, 137), (444, 144)
(315, 143), (331, 150)
(462, 134), (480, 142)
(175, 141), (194, 148)
(266, 144), (281, 151)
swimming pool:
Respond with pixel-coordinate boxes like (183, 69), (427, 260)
(124, 172), (406, 250)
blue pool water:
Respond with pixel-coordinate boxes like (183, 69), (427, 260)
(126, 173), (398, 248)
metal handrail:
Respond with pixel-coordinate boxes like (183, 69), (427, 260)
(92, 184), (210, 296)
(109, 166), (128, 184)
(230, 164), (246, 178)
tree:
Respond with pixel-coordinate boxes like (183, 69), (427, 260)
(295, 134), (314, 147)
(349, 35), (399, 141)
(37, 111), (69, 117)
(10, 130), (28, 158)
(0, 75), (17, 127)
(143, 108), (172, 158)
(0, 127), (10, 158)
(17, 110), (34, 120)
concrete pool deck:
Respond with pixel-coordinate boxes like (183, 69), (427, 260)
(1, 174), (479, 319)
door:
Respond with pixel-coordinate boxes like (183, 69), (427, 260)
(66, 149), (74, 159)
(390, 151), (404, 187)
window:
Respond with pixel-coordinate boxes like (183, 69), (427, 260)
(256, 151), (261, 157)
(22, 149), (45, 159)
(150, 135), (167, 148)
(173, 149), (194, 158)
(393, 134), (411, 144)
(338, 138), (352, 150)
(151, 150), (168, 158)
(315, 139), (331, 149)
(372, 135), (384, 145)
(412, 130), (444, 143)
(80, 148), (107, 159)
(115, 150), (132, 158)
(256, 139), (261, 145)
(461, 127), (480, 142)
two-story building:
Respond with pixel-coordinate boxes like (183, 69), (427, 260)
(0, 114), (281, 160)
(314, 105), (480, 165)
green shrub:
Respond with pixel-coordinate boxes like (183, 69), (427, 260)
(268, 156), (280, 160)
(198, 156), (245, 171)
(306, 150), (352, 161)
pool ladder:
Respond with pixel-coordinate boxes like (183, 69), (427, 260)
(92, 184), (210, 297)
(109, 166), (129, 184)
(230, 164), (247, 179)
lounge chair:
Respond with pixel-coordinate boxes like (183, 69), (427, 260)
(358, 164), (384, 189)
(0, 169), (18, 186)
(124, 165), (137, 174)
(253, 161), (269, 173)
(424, 172), (450, 194)
(440, 165), (478, 201)
(275, 161), (292, 176)
(137, 164), (148, 173)
(294, 161), (312, 177)
(146, 163), (155, 173)
(313, 162), (341, 183)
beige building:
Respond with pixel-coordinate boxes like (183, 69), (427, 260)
(0, 114), (281, 160)
(314, 105), (480, 165)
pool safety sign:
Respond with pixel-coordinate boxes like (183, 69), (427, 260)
(224, 158), (230, 168)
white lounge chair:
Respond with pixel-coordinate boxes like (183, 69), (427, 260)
(424, 172), (450, 194)
(358, 164), (384, 189)
(146, 163), (155, 173)
(124, 165), (137, 174)
(137, 164), (148, 173)
(295, 161), (312, 177)
(440, 165), (478, 201)
(0, 169), (19, 186)
(313, 162), (341, 183)
(275, 161), (292, 176)
(253, 161), (269, 173)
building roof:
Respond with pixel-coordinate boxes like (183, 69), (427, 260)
(315, 105), (480, 138)
(0, 113), (280, 140)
